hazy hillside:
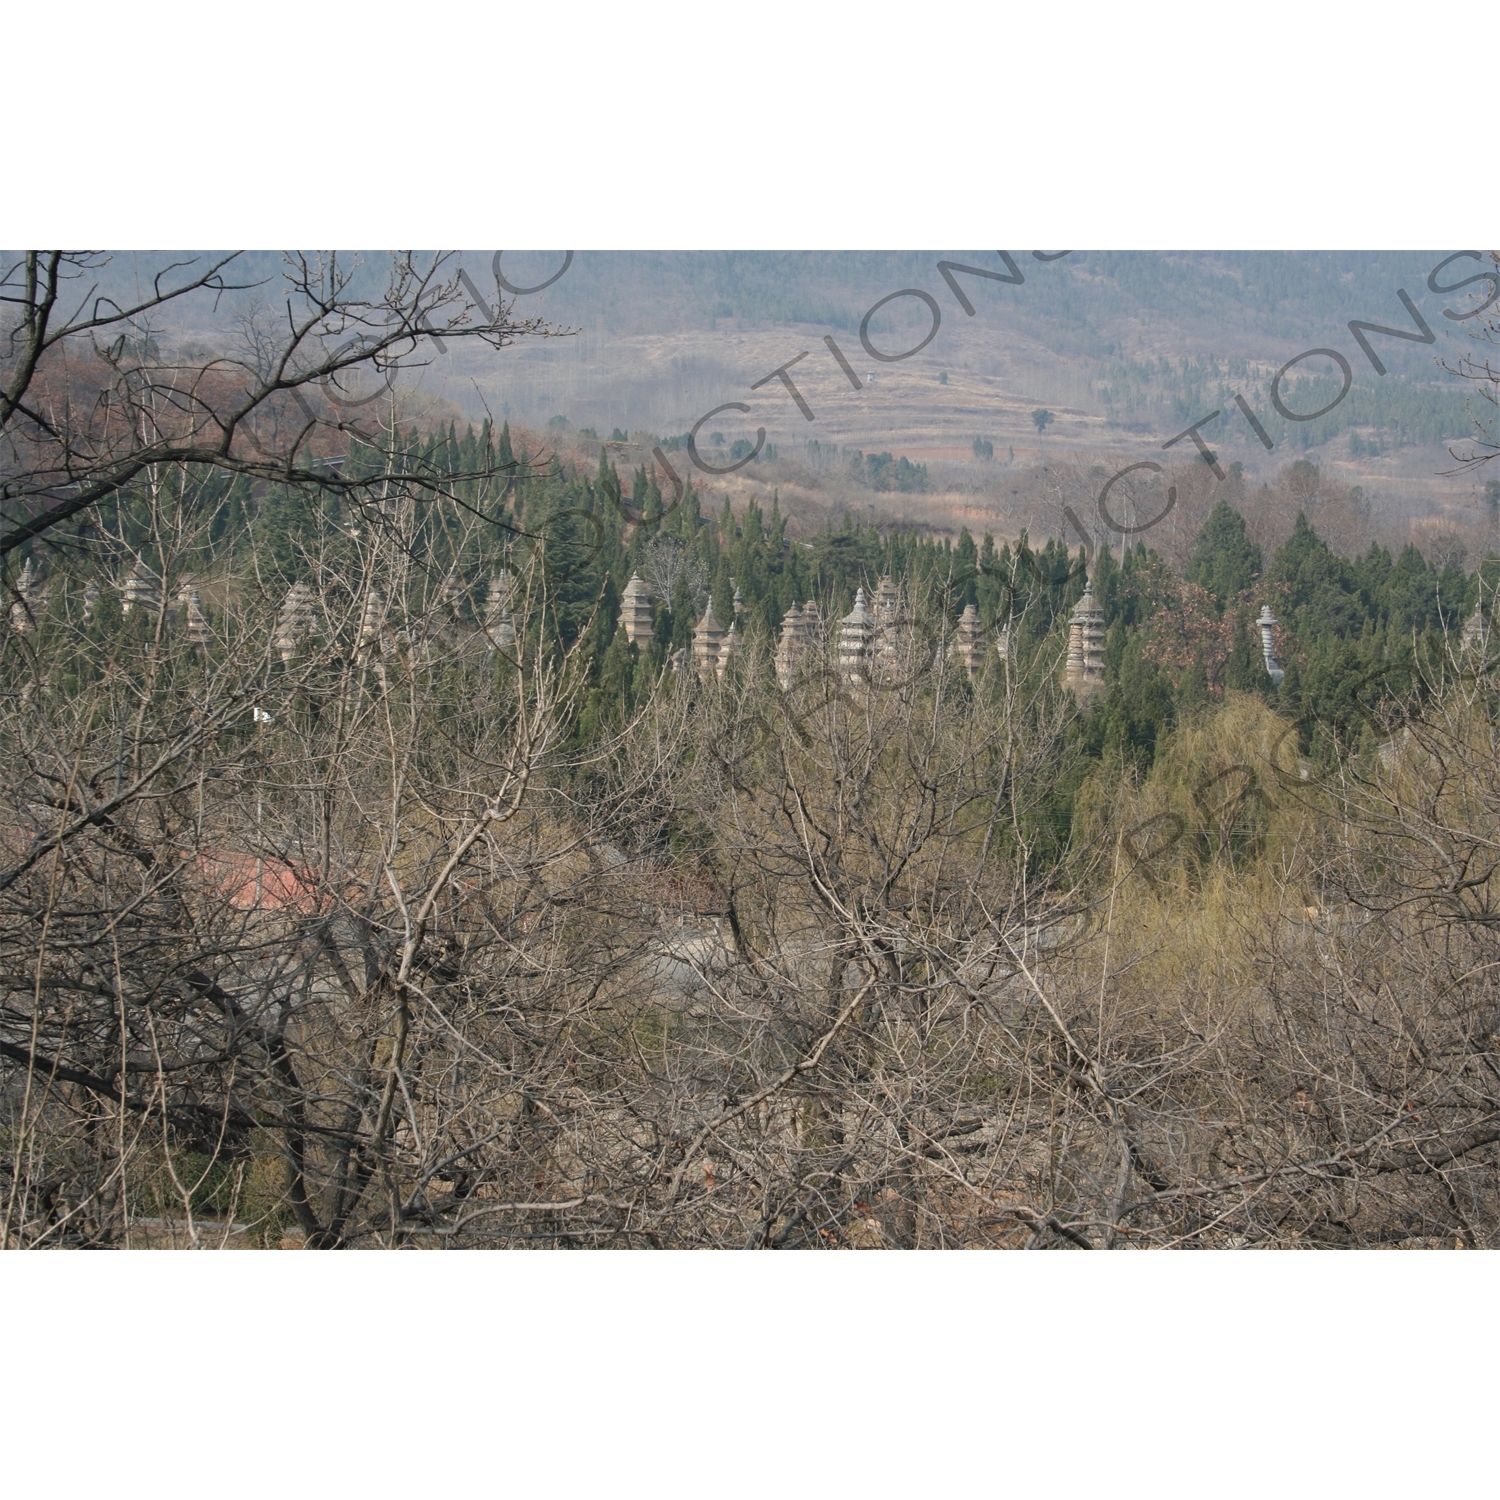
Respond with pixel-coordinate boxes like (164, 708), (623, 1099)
(422, 250), (1493, 541)
(46, 249), (1498, 550)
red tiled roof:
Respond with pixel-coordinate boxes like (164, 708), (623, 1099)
(191, 852), (327, 914)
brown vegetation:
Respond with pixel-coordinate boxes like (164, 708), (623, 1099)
(4, 251), (1499, 1249)
(4, 509), (1499, 1247)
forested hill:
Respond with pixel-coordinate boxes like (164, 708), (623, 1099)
(42, 414), (1498, 812)
(439, 250), (1490, 469)
(481, 430), (1499, 785)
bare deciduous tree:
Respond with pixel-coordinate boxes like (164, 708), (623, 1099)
(1, 250), (556, 561)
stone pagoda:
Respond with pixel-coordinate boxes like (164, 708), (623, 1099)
(176, 578), (211, 646)
(8, 557), (48, 634)
(1461, 598), (1489, 656)
(618, 572), (655, 647)
(355, 590), (388, 668)
(871, 575), (910, 681)
(438, 567), (469, 626)
(1064, 577), (1105, 697)
(775, 604), (808, 688)
(484, 571), (516, 652)
(274, 581), (319, 663)
(838, 587), (876, 684)
(775, 601), (823, 689)
(952, 603), (987, 677)
(719, 620), (743, 675)
(1257, 604), (1285, 686)
(121, 558), (162, 617)
(691, 603), (727, 678)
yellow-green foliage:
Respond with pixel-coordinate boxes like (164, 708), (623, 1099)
(1083, 694), (1320, 893)
(126, 1136), (293, 1246)
(1064, 695), (1334, 1055)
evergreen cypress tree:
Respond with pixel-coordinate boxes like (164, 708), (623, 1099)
(955, 527), (979, 607)
(1224, 613), (1275, 695)
(1188, 501), (1262, 610)
(642, 473), (663, 525)
(1268, 513), (1365, 641)
(1176, 651), (1210, 715)
(631, 645), (659, 705)
(595, 449), (621, 516)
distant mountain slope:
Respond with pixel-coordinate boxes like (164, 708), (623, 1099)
(19, 249), (1489, 529)
(48, 248), (1469, 364)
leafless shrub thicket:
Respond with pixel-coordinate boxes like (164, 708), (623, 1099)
(6, 490), (1500, 1249)
(3, 251), (1499, 1248)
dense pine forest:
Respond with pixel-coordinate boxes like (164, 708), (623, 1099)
(89, 416), (1484, 817)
